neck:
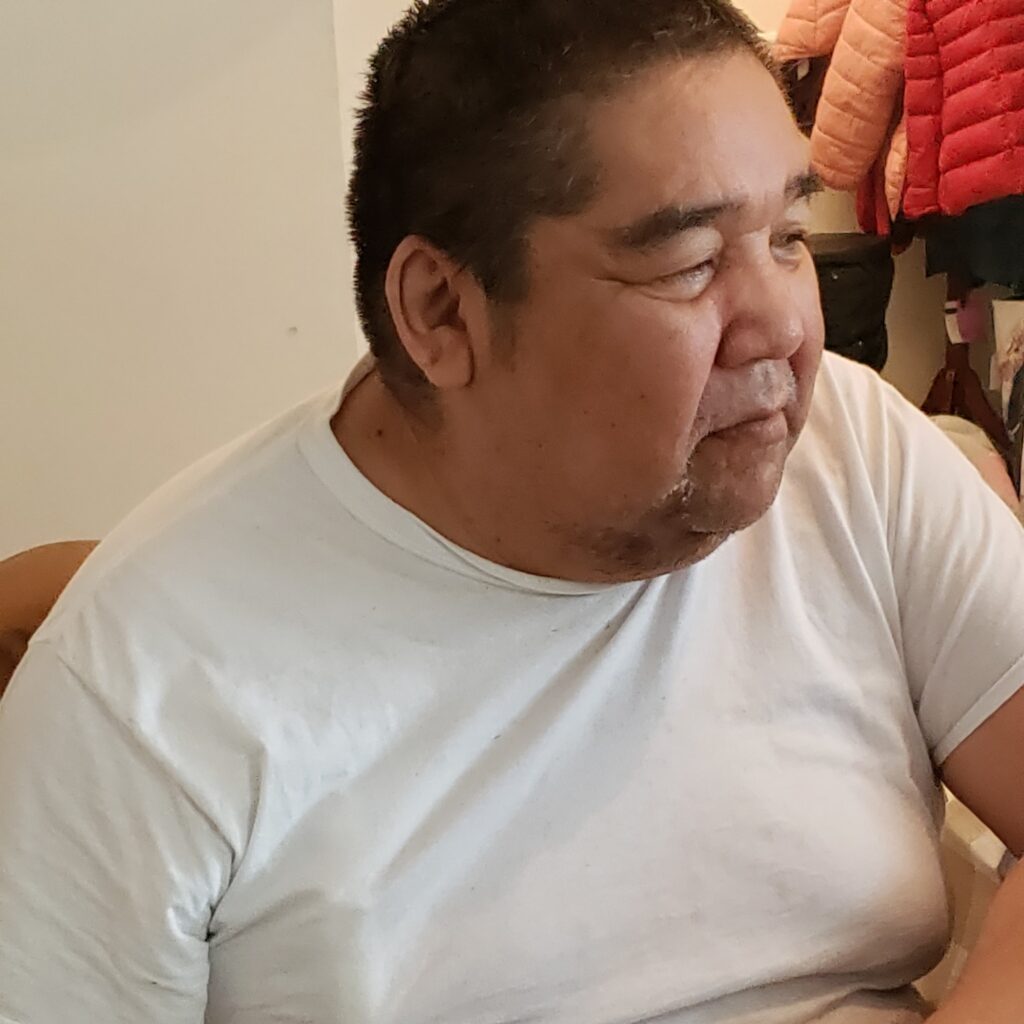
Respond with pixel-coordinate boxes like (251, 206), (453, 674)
(332, 369), (722, 583)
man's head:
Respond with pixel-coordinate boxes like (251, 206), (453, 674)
(344, 0), (825, 582)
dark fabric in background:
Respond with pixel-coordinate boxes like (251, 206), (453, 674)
(811, 233), (895, 372)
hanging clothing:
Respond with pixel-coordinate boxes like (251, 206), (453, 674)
(904, 0), (1024, 218)
(781, 55), (831, 134)
(775, 0), (907, 216)
(774, 0), (851, 59)
(922, 196), (1024, 294)
(857, 158), (893, 236)
(809, 233), (894, 370)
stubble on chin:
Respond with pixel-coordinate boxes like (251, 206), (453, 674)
(565, 432), (795, 582)
(563, 474), (728, 582)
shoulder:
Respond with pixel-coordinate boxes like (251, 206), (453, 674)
(780, 353), (972, 552)
(798, 352), (947, 487)
(807, 351), (905, 432)
(790, 353), (895, 492)
(36, 387), (342, 644)
(27, 386), (355, 737)
(18, 392), (344, 832)
(792, 353), (1016, 562)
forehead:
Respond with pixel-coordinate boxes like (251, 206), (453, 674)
(582, 51), (809, 227)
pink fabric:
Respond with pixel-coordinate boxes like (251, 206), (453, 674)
(884, 115), (908, 218)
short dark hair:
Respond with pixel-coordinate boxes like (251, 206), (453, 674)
(347, 0), (774, 401)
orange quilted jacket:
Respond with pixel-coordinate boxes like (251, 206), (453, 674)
(775, 0), (908, 215)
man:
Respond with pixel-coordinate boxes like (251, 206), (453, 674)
(1, 0), (1022, 1020)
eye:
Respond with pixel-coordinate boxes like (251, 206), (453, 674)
(772, 229), (809, 260)
(653, 259), (716, 297)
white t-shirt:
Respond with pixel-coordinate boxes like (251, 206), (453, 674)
(2, 354), (1024, 1024)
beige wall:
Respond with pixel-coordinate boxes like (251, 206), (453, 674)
(810, 192), (947, 404)
(334, 0), (411, 179)
(1, 1), (358, 557)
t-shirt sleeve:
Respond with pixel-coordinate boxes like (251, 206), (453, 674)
(0, 641), (232, 1023)
(882, 389), (1024, 764)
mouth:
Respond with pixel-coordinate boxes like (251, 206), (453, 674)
(709, 409), (789, 445)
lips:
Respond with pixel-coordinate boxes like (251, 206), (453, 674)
(710, 409), (789, 444)
(696, 363), (798, 440)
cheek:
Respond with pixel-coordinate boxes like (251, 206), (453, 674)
(577, 290), (720, 409)
(506, 275), (724, 509)
(552, 299), (724, 515)
(598, 305), (716, 442)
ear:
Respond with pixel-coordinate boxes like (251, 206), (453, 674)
(384, 236), (487, 390)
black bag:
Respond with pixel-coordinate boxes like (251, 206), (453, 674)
(809, 233), (894, 372)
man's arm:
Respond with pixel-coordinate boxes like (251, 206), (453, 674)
(928, 689), (1024, 1021)
(0, 641), (230, 1022)
(867, 381), (1024, 1020)
(0, 541), (97, 695)
(925, 415), (1024, 1019)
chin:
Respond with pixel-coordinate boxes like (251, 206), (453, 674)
(571, 443), (793, 581)
(717, 484), (783, 533)
(683, 463), (792, 544)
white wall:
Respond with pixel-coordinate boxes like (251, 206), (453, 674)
(334, 0), (411, 177)
(332, 0), (412, 361)
(1, 1), (357, 557)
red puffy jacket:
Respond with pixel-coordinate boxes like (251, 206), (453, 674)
(904, 0), (1024, 219)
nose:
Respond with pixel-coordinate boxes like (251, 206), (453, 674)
(716, 254), (810, 369)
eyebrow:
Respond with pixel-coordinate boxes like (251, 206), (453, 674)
(606, 169), (824, 253)
(786, 170), (825, 202)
